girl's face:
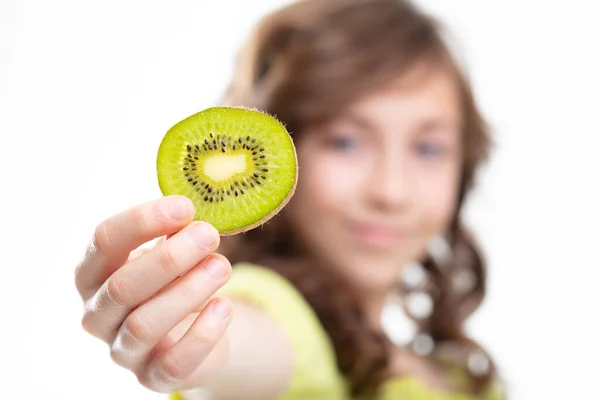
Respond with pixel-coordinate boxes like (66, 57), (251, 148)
(286, 67), (463, 293)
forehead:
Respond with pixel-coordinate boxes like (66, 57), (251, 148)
(340, 66), (462, 132)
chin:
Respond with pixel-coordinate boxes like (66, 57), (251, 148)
(335, 252), (404, 293)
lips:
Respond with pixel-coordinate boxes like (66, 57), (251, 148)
(347, 220), (408, 249)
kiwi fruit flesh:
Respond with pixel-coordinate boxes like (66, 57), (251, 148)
(156, 106), (298, 235)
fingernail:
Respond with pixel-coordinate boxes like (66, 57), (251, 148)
(168, 197), (191, 220)
(211, 299), (231, 319)
(188, 222), (217, 249)
(204, 257), (228, 280)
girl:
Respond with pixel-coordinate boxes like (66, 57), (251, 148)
(75, 0), (505, 399)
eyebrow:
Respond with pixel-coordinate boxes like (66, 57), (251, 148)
(337, 111), (460, 136)
(413, 118), (461, 136)
(335, 112), (378, 133)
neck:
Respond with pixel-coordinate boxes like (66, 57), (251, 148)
(357, 283), (396, 333)
(353, 266), (410, 334)
(365, 296), (387, 331)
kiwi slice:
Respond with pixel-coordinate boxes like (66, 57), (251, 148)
(156, 106), (298, 235)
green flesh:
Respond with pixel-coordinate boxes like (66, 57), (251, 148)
(156, 107), (297, 234)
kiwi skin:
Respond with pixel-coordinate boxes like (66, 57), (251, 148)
(157, 106), (299, 236)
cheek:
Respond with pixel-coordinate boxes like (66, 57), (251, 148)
(416, 164), (461, 235)
(293, 147), (365, 217)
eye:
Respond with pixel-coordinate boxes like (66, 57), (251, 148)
(326, 135), (359, 151)
(417, 142), (444, 157)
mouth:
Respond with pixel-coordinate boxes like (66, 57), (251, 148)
(346, 219), (409, 249)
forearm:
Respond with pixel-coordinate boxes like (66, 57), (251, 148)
(180, 299), (294, 400)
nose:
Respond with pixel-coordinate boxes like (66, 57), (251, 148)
(366, 151), (412, 211)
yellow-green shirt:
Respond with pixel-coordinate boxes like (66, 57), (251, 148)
(171, 263), (505, 400)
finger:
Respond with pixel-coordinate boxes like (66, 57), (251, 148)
(139, 298), (232, 393)
(81, 221), (220, 343)
(110, 255), (231, 370)
(75, 195), (195, 301)
(127, 236), (167, 262)
(146, 311), (202, 361)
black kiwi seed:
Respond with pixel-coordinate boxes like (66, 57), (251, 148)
(221, 148), (225, 153)
(262, 168), (268, 172)
(233, 145), (236, 150)
(221, 141), (226, 146)
(221, 196), (224, 201)
(240, 189), (245, 195)
(252, 151), (257, 155)
(183, 167), (189, 171)
(253, 173), (259, 178)
(235, 191), (239, 196)
(250, 182), (255, 187)
(260, 155), (265, 158)
(246, 136), (250, 141)
(210, 133), (214, 138)
(212, 139), (216, 145)
(187, 177), (193, 182)
(204, 139), (209, 145)
(187, 145), (191, 151)
(208, 187), (213, 193)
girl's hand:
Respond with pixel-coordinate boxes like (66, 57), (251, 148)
(74, 195), (232, 393)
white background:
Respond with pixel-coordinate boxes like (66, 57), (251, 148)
(1, 0), (599, 399)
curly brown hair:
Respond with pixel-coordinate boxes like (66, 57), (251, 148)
(217, 0), (501, 397)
